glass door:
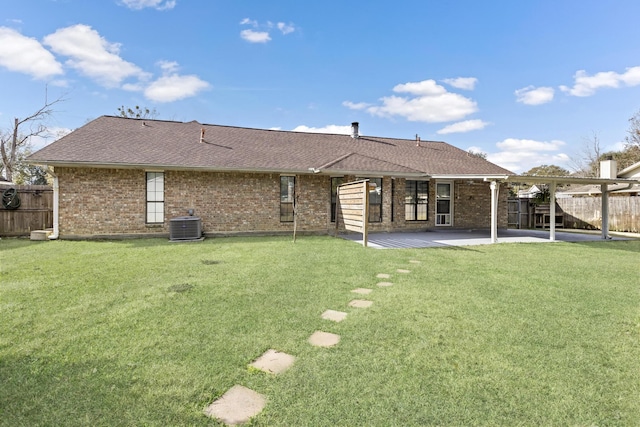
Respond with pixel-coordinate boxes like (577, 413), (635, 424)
(436, 182), (452, 226)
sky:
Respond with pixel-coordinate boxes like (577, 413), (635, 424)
(2, 0), (640, 173)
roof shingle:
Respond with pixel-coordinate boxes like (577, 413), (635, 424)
(28, 116), (514, 177)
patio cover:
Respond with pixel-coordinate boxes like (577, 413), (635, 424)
(488, 174), (640, 243)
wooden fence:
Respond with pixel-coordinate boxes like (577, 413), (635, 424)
(0, 184), (53, 236)
(557, 197), (640, 233)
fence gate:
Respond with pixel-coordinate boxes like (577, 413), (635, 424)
(507, 198), (520, 228)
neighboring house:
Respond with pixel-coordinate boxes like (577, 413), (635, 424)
(27, 116), (514, 239)
(558, 160), (640, 197)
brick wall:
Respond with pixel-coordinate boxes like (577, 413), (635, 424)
(54, 167), (508, 238)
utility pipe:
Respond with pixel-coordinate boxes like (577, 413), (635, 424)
(48, 169), (59, 240)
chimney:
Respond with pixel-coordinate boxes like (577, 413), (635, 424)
(351, 122), (359, 139)
(600, 157), (617, 179)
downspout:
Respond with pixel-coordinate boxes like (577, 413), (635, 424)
(48, 169), (59, 240)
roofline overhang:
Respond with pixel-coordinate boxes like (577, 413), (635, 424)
(498, 175), (640, 185)
(433, 174), (513, 180)
(27, 160), (427, 178)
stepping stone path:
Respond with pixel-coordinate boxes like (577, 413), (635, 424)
(348, 299), (373, 308)
(249, 349), (295, 375)
(321, 309), (348, 322)
(204, 384), (266, 426)
(409, 260), (421, 264)
(308, 331), (341, 347)
(205, 266), (413, 424)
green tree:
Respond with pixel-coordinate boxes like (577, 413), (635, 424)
(524, 164), (570, 176)
(117, 105), (159, 119)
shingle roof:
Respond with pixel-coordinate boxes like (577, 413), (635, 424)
(28, 116), (514, 177)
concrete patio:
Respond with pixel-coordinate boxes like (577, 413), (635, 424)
(340, 228), (635, 249)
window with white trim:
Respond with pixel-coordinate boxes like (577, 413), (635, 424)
(146, 172), (164, 224)
(436, 182), (452, 226)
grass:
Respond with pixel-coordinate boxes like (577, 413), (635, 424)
(1, 235), (639, 426)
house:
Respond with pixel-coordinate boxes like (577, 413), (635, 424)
(27, 116), (514, 239)
(558, 159), (640, 197)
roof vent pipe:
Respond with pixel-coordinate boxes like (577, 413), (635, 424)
(416, 134), (421, 147)
(351, 122), (359, 139)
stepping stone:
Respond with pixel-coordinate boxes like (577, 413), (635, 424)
(409, 260), (421, 264)
(249, 349), (295, 374)
(308, 331), (340, 347)
(352, 288), (373, 295)
(377, 282), (393, 287)
(376, 273), (391, 279)
(397, 269), (410, 274)
(321, 309), (348, 322)
(349, 299), (373, 308)
(204, 384), (266, 425)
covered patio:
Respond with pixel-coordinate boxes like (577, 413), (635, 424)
(341, 228), (634, 249)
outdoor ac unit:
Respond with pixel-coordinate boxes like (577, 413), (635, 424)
(169, 216), (202, 241)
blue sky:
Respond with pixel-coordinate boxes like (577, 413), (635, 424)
(2, 0), (640, 173)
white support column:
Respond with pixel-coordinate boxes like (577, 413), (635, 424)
(549, 181), (556, 242)
(601, 184), (609, 239)
(490, 181), (498, 243)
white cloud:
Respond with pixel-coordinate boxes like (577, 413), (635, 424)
(144, 74), (210, 102)
(342, 101), (370, 110)
(277, 22), (296, 35)
(43, 24), (149, 88)
(0, 27), (63, 79)
(346, 79), (478, 123)
(240, 18), (258, 27)
(515, 86), (554, 105)
(292, 125), (351, 134)
(559, 66), (640, 97)
(240, 18), (296, 43)
(157, 60), (179, 73)
(120, 0), (176, 10)
(437, 119), (489, 135)
(442, 77), (477, 90)
(487, 138), (570, 173)
(240, 29), (271, 43)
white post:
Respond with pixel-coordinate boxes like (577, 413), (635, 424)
(549, 181), (556, 242)
(601, 184), (609, 239)
(490, 181), (498, 243)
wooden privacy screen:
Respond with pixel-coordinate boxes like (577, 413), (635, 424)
(335, 180), (370, 247)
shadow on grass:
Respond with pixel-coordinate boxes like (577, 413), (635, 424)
(0, 353), (206, 426)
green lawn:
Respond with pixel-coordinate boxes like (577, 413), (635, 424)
(1, 236), (639, 426)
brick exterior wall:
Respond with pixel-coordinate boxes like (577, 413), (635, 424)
(54, 167), (508, 238)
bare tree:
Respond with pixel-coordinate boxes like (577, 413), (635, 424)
(569, 131), (602, 177)
(1, 92), (65, 182)
(624, 109), (640, 149)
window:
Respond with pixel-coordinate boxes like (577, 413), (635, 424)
(365, 177), (382, 222)
(280, 176), (295, 222)
(405, 180), (429, 221)
(330, 177), (343, 222)
(436, 182), (452, 226)
(146, 172), (164, 223)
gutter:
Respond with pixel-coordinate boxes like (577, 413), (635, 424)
(48, 168), (59, 240)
